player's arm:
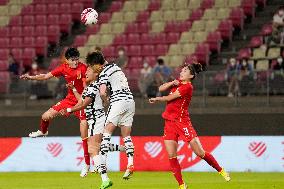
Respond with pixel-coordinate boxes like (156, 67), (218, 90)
(149, 90), (181, 103)
(159, 80), (179, 92)
(99, 84), (108, 103)
(20, 72), (53, 81)
(67, 97), (92, 113)
(66, 83), (81, 101)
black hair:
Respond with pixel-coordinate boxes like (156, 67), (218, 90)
(86, 51), (105, 66)
(65, 47), (80, 60)
(187, 63), (204, 80)
(157, 58), (164, 65)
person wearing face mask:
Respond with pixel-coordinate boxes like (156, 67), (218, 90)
(153, 58), (172, 87)
(115, 47), (128, 69)
(271, 8), (284, 44)
(138, 60), (153, 97)
(226, 58), (240, 97)
(28, 59), (46, 100)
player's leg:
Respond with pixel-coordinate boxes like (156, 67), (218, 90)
(29, 108), (59, 137)
(121, 125), (134, 179)
(79, 119), (91, 177)
(189, 137), (231, 181)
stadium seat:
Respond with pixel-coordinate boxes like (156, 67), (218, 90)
(191, 20), (205, 32)
(10, 37), (22, 48)
(255, 59), (269, 71)
(85, 25), (100, 35)
(0, 28), (8, 37)
(135, 0), (148, 11)
(148, 0), (160, 11)
(0, 6), (8, 16)
(229, 7), (244, 30)
(128, 45), (141, 56)
(195, 43), (210, 65)
(188, 0), (201, 10)
(216, 8), (231, 20)
(22, 37), (34, 48)
(151, 21), (165, 33)
(9, 16), (21, 26)
(126, 33), (140, 45)
(175, 0), (188, 9)
(189, 9), (203, 21)
(150, 11), (162, 22)
(71, 3), (83, 20)
(155, 44), (168, 56)
(267, 48), (280, 59)
(205, 20), (220, 32)
(59, 14), (72, 32)
(124, 11), (137, 23)
(22, 26), (34, 37)
(206, 31), (222, 53)
(176, 10), (190, 21)
(141, 45), (154, 56)
(112, 23), (125, 34)
(35, 36), (48, 55)
(99, 12), (111, 24)
(165, 22), (177, 33)
(166, 32), (180, 44)
(0, 49), (9, 60)
(137, 22), (150, 33)
(242, 0), (256, 18)
(99, 34), (113, 46)
(111, 12), (124, 23)
(228, 0), (241, 7)
(0, 16), (9, 26)
(218, 19), (233, 41)
(137, 11), (150, 23)
(9, 5), (22, 16)
(163, 10), (176, 22)
(193, 31), (207, 43)
(100, 23), (112, 34)
(113, 34), (126, 45)
(249, 36), (263, 48)
(169, 55), (184, 67)
(33, 4), (46, 15)
(180, 32), (194, 43)
(47, 25), (60, 43)
(73, 35), (87, 47)
(161, 0), (174, 10)
(153, 33), (166, 44)
(238, 48), (251, 59)
(177, 21), (192, 32)
(122, 1), (135, 12)
(9, 26), (22, 37)
(11, 48), (22, 60)
(22, 15), (34, 26)
(203, 9), (217, 20)
(58, 3), (71, 14)
(260, 24), (273, 36)
(102, 46), (115, 57)
(34, 15), (46, 25)
(168, 44), (182, 55)
(181, 43), (196, 55)
(125, 23), (138, 34)
(214, 0), (228, 8)
(47, 15), (59, 26)
(34, 25), (47, 36)
(22, 48), (36, 65)
(0, 60), (8, 71)
(144, 56), (156, 66)
(108, 1), (123, 12)
(201, 0), (214, 9)
(251, 48), (266, 59)
(140, 33), (152, 45)
(0, 38), (9, 48)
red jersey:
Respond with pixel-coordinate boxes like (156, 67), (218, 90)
(162, 81), (193, 122)
(51, 62), (87, 102)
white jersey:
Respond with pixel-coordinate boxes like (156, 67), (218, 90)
(81, 81), (105, 120)
(98, 63), (134, 104)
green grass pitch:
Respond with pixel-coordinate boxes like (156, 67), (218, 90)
(0, 172), (283, 189)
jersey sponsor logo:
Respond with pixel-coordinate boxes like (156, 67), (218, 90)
(248, 141), (267, 157)
(46, 143), (63, 157)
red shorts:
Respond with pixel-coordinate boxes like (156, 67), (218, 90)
(52, 98), (86, 120)
(163, 118), (197, 142)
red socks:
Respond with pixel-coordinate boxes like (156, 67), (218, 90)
(40, 119), (50, 134)
(202, 152), (222, 172)
(169, 157), (184, 185)
(82, 138), (90, 165)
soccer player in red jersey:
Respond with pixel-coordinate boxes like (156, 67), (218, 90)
(149, 63), (231, 189)
(20, 48), (91, 177)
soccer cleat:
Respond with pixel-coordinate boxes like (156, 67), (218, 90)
(178, 183), (188, 189)
(29, 130), (48, 138)
(80, 164), (90, 178)
(122, 165), (134, 180)
(90, 166), (98, 174)
(100, 179), (113, 189)
(219, 168), (231, 182)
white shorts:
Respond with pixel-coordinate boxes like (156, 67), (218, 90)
(87, 115), (106, 137)
(105, 101), (135, 127)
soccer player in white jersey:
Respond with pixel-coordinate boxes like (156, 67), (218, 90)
(60, 63), (125, 184)
(86, 51), (135, 184)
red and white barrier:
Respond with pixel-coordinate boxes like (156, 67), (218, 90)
(0, 136), (283, 172)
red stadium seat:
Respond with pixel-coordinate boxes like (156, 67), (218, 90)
(126, 34), (140, 45)
(0, 60), (8, 71)
(128, 57), (143, 68)
(0, 0), (8, 5)
(22, 16), (34, 26)
(108, 1), (123, 12)
(85, 25), (100, 35)
(155, 44), (168, 56)
(113, 34), (126, 45)
(230, 7), (244, 30)
(153, 33), (166, 44)
(0, 38), (9, 48)
(260, 24), (273, 36)
(59, 14), (72, 32)
(35, 15), (47, 25)
(9, 26), (22, 37)
(11, 48), (22, 60)
(165, 22), (177, 33)
(0, 49), (9, 60)
(9, 16), (22, 26)
(35, 36), (48, 55)
(23, 37), (35, 48)
(177, 21), (192, 32)
(148, 0), (161, 11)
(166, 32), (180, 44)
(140, 33), (152, 45)
(137, 11), (150, 23)
(47, 15), (59, 25)
(22, 26), (34, 37)
(249, 36), (263, 48)
(141, 45), (154, 56)
(144, 56), (156, 66)
(73, 35), (87, 47)
(242, 0), (256, 18)
(47, 4), (58, 14)
(71, 3), (84, 20)
(10, 37), (22, 48)
(48, 58), (60, 71)
(98, 13), (111, 24)
(33, 4), (47, 15)
(47, 25), (60, 43)
(128, 45), (141, 56)
(22, 48), (36, 65)
(218, 19), (233, 42)
(21, 5), (34, 15)
(206, 31), (222, 53)
(195, 43), (210, 65)
(58, 3), (71, 14)
(238, 48), (251, 59)
(137, 22), (150, 33)
(125, 23), (138, 34)
(34, 25), (47, 36)
(190, 9), (204, 21)
(33, 0), (47, 3)
(0, 28), (8, 37)
(201, 0), (214, 9)
(256, 0), (266, 7)
(102, 46), (115, 57)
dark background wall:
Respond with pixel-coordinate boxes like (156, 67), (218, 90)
(0, 114), (283, 137)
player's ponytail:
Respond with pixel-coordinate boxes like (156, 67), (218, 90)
(188, 63), (204, 80)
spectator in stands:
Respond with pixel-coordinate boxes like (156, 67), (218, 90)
(115, 47), (128, 69)
(226, 58), (240, 97)
(8, 53), (19, 77)
(138, 60), (153, 98)
(273, 57), (284, 71)
(153, 58), (172, 86)
(239, 59), (254, 78)
(271, 7), (284, 44)
(28, 60), (49, 100)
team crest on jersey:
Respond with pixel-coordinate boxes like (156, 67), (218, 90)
(77, 70), (81, 79)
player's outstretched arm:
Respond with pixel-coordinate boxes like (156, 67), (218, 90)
(69, 97), (92, 113)
(20, 72), (53, 81)
(99, 84), (108, 104)
(149, 90), (181, 104)
(158, 79), (179, 92)
(66, 83), (81, 101)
